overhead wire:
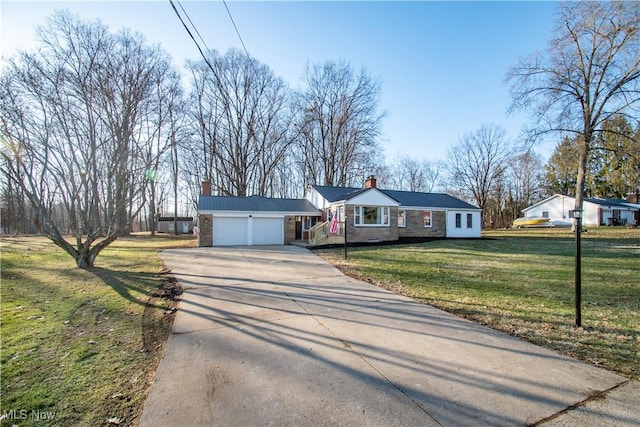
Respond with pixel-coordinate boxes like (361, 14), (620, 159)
(222, 0), (249, 56)
(168, 0), (217, 74)
(169, 0), (249, 59)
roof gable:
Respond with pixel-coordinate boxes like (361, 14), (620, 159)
(347, 188), (400, 206)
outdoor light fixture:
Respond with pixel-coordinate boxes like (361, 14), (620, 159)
(571, 208), (583, 327)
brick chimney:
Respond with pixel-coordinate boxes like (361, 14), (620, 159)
(364, 175), (377, 189)
(201, 180), (211, 196)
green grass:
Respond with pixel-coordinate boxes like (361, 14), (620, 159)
(317, 227), (640, 380)
(1, 234), (194, 426)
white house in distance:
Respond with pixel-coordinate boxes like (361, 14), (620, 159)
(522, 194), (640, 227)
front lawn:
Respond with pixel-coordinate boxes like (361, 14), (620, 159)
(1, 234), (194, 426)
(317, 227), (640, 380)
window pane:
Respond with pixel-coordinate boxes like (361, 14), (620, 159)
(455, 213), (461, 228)
(363, 206), (378, 224)
(398, 210), (405, 227)
(424, 211), (432, 227)
(382, 207), (389, 225)
(467, 213), (473, 228)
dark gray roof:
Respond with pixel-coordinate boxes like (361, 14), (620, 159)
(311, 185), (363, 202)
(585, 197), (637, 209)
(384, 189), (480, 210)
(311, 185), (480, 210)
(199, 195), (320, 214)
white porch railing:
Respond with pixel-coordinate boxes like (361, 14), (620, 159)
(308, 221), (345, 246)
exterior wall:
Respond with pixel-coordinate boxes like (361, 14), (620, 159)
(398, 209), (446, 238)
(523, 195), (575, 224)
(284, 215), (296, 244)
(306, 187), (332, 210)
(446, 211), (482, 238)
(344, 204), (399, 243)
(198, 214), (213, 247)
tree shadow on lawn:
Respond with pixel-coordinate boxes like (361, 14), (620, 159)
(89, 267), (171, 309)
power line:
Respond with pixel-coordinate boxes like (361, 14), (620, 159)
(174, 0), (214, 57)
(168, 0), (215, 72)
(222, 0), (249, 56)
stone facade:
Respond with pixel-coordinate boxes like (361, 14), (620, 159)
(284, 216), (296, 244)
(398, 209), (446, 239)
(344, 205), (399, 243)
(197, 214), (213, 247)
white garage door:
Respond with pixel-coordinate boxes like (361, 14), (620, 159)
(213, 217), (248, 246)
(252, 217), (284, 245)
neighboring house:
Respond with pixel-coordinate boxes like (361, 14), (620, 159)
(521, 194), (640, 227)
(197, 176), (482, 247)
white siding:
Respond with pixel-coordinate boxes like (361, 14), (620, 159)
(446, 211), (482, 238)
(348, 189), (399, 206)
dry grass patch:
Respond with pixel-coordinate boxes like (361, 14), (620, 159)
(1, 234), (194, 426)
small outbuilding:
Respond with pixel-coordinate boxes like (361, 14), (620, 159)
(157, 217), (195, 234)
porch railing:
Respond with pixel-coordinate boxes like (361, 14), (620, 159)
(308, 221), (345, 246)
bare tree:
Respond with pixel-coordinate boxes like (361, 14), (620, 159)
(186, 49), (294, 197)
(390, 154), (442, 192)
(136, 67), (185, 235)
(445, 124), (513, 222)
(0, 11), (179, 267)
(507, 1), (640, 216)
(294, 61), (386, 188)
(505, 151), (544, 225)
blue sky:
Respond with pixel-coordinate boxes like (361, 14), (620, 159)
(1, 0), (559, 163)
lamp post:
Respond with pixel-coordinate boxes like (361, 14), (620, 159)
(571, 209), (582, 327)
(344, 214), (348, 260)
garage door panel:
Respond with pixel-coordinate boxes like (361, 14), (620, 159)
(252, 218), (283, 245)
(213, 217), (248, 246)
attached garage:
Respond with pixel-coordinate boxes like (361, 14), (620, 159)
(197, 194), (321, 247)
(212, 217), (248, 246)
(211, 216), (284, 246)
(251, 217), (283, 245)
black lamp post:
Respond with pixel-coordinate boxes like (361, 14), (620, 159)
(570, 208), (582, 327)
(344, 214), (348, 260)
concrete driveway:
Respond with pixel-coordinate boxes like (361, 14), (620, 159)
(140, 246), (638, 426)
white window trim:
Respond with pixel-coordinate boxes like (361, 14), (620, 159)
(398, 209), (406, 228)
(354, 206), (390, 227)
(424, 210), (432, 228)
